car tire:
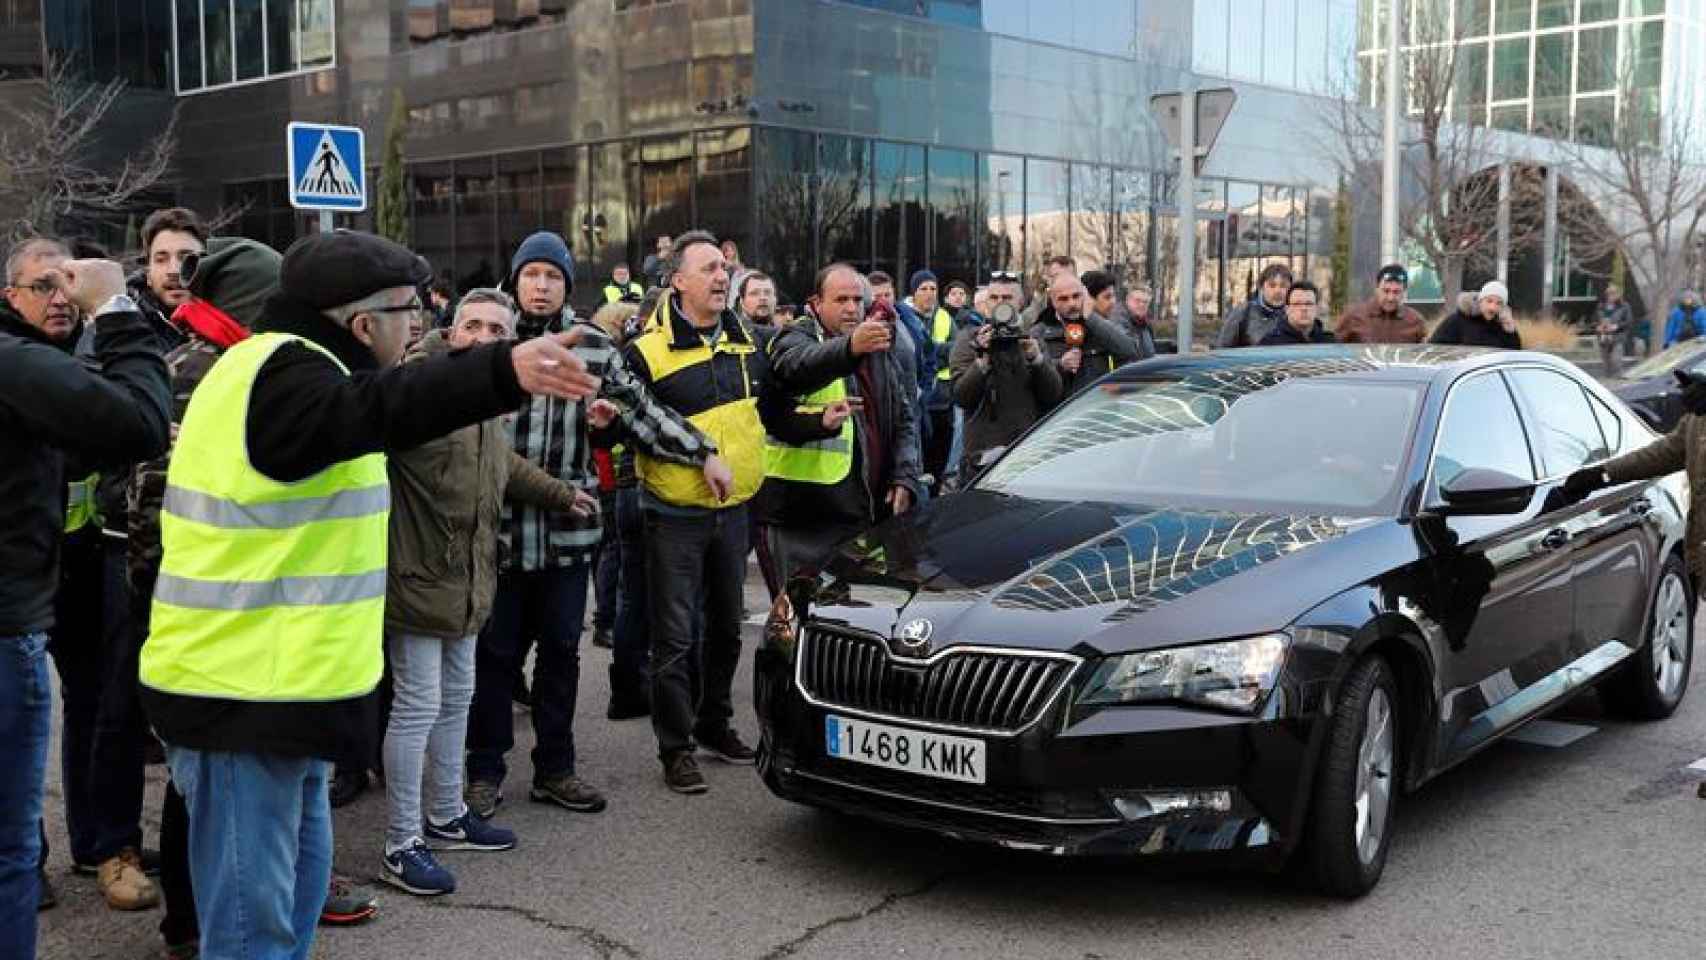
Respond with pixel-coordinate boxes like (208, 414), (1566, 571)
(1307, 655), (1399, 899)
(1603, 554), (1693, 720)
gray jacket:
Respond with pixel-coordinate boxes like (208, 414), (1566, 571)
(1216, 297), (1288, 348)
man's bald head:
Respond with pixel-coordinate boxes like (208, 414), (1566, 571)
(1049, 273), (1086, 320)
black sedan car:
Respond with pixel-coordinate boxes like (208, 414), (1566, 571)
(1608, 339), (1706, 432)
(755, 345), (1693, 897)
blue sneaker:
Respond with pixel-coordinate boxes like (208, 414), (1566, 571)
(381, 840), (456, 896)
(424, 810), (518, 852)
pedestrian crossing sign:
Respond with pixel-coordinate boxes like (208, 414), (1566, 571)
(287, 121), (367, 212)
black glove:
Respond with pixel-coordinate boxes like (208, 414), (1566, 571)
(1681, 376), (1706, 416)
(1560, 466), (1609, 505)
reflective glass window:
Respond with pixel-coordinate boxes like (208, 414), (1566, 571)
(1629, 21), (1663, 89)
(636, 136), (694, 275)
(412, 160), (457, 294)
(1456, 0), (1489, 37)
(1456, 41), (1489, 124)
(1492, 36), (1530, 101)
(1493, 0), (1531, 34)
(1262, 0), (1297, 88)
(1024, 158), (1069, 290)
(874, 141), (926, 285)
(1069, 165), (1111, 274)
(587, 142), (636, 289)
(1535, 0), (1571, 28)
(696, 127), (752, 268)
(496, 151), (543, 288)
(928, 147), (978, 288)
(1431, 372), (1534, 494)
(204, 0), (233, 87)
(1574, 95), (1615, 145)
(267, 0), (297, 74)
(1577, 26), (1617, 92)
(175, 0), (202, 89)
(820, 135), (873, 273)
(983, 154), (1024, 279)
(299, 0), (334, 68)
(1507, 369), (1611, 475)
(1224, 181), (1263, 304)
(753, 128), (817, 310)
(456, 156), (501, 292)
(1192, 0), (1229, 76)
(1578, 0), (1618, 22)
(540, 146), (593, 294)
(1111, 170), (1151, 288)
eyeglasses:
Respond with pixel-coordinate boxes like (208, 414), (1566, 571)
(989, 271), (1020, 283)
(368, 300), (425, 317)
(13, 278), (61, 298)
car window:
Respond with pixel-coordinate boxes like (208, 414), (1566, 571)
(1586, 390), (1623, 453)
(1506, 368), (1611, 476)
(1431, 371), (1534, 495)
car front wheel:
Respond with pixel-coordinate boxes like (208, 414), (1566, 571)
(1307, 655), (1399, 898)
(1604, 554), (1693, 720)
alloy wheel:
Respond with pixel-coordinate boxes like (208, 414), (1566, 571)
(1651, 571), (1690, 702)
(1353, 687), (1394, 866)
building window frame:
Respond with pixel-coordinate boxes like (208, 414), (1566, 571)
(170, 0), (335, 97)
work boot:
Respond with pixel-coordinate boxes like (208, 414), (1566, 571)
(662, 751), (708, 795)
(464, 779), (503, 819)
(98, 847), (161, 910)
(530, 773), (608, 813)
(697, 726), (757, 765)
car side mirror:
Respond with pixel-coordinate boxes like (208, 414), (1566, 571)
(1438, 468), (1536, 516)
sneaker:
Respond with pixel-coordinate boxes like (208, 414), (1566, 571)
(37, 870), (55, 911)
(75, 846), (162, 877)
(329, 768), (369, 808)
(98, 848), (161, 910)
(662, 751), (708, 794)
(425, 810), (518, 851)
(591, 626), (614, 649)
(464, 780), (503, 819)
(698, 727), (757, 765)
(319, 875), (378, 925)
(529, 773), (608, 813)
(381, 840), (456, 897)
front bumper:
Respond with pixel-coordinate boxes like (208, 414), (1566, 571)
(754, 643), (1320, 862)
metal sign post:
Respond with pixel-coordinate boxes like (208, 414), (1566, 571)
(1150, 88), (1236, 354)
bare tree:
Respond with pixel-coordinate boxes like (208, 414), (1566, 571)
(1552, 56), (1706, 353)
(1318, 3), (1543, 306)
(0, 53), (179, 243)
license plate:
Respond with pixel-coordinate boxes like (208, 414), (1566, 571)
(824, 714), (986, 784)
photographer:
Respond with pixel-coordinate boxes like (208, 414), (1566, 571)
(949, 276), (1062, 480)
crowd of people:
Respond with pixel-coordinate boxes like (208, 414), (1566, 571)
(0, 199), (1649, 960)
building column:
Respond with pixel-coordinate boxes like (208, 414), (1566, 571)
(1496, 161), (1510, 286)
(1541, 166), (1559, 315)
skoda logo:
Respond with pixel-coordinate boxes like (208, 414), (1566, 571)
(893, 618), (934, 656)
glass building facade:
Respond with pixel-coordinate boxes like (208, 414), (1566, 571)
(32, 0), (1697, 315)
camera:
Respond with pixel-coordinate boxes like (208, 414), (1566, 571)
(986, 302), (1022, 350)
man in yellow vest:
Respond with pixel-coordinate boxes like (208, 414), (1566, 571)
(623, 231), (845, 794)
(138, 230), (601, 960)
(767, 263), (922, 583)
(602, 263), (644, 304)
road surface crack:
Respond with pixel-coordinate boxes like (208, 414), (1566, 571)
(758, 872), (956, 960)
(424, 899), (642, 959)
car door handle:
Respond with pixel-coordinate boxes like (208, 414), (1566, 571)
(1539, 528), (1571, 551)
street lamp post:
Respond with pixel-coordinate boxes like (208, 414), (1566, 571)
(1381, 0), (1401, 264)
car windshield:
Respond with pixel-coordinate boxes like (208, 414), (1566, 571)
(1621, 341), (1706, 380)
(976, 371), (1424, 516)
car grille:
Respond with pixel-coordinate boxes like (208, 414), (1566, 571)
(797, 627), (1077, 733)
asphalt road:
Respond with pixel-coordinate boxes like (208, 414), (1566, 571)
(36, 567), (1706, 960)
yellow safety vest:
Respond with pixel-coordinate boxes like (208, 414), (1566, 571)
(63, 472), (99, 533)
(931, 308), (954, 381)
(630, 299), (766, 509)
(141, 333), (390, 703)
(603, 281), (643, 304)
(765, 324), (854, 485)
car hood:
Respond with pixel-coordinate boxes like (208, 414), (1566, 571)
(1610, 375), (1670, 405)
(801, 490), (1418, 657)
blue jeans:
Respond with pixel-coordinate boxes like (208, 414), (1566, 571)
(467, 564), (590, 786)
(166, 747), (332, 960)
(0, 632), (50, 960)
(946, 405), (966, 483)
(382, 633), (475, 851)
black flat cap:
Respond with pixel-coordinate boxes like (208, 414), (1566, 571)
(280, 229), (430, 310)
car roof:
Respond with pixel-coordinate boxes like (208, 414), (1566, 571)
(1103, 344), (1573, 387)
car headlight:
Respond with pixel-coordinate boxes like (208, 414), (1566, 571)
(1079, 634), (1289, 713)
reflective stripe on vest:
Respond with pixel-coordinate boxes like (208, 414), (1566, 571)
(932, 308), (954, 380)
(765, 344), (854, 485)
(63, 473), (99, 533)
(604, 281), (643, 304)
(141, 332), (389, 704)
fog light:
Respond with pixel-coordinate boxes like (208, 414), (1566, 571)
(1109, 789), (1233, 821)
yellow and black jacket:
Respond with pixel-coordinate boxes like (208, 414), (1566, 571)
(623, 295), (839, 510)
